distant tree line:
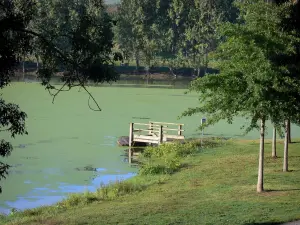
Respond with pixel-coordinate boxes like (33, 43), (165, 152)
(112, 0), (237, 76)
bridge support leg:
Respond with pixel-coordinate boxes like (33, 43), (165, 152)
(129, 123), (134, 147)
(178, 125), (182, 136)
(148, 122), (153, 135)
(128, 123), (134, 164)
(159, 125), (163, 145)
(128, 147), (132, 164)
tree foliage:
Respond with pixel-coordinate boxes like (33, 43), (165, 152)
(33, 0), (118, 99)
(181, 0), (300, 192)
(114, 0), (235, 74)
(182, 0), (221, 76)
(182, 0), (299, 129)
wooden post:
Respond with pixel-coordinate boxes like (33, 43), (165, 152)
(128, 147), (132, 164)
(148, 122), (153, 136)
(159, 125), (163, 144)
(129, 123), (134, 147)
(178, 125), (182, 136)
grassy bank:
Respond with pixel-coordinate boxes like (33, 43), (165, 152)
(1, 139), (300, 225)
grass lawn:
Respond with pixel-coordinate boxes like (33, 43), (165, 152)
(1, 139), (300, 225)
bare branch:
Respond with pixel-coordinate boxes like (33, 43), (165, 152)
(51, 82), (69, 104)
(82, 85), (102, 112)
(46, 82), (83, 103)
(20, 28), (103, 111)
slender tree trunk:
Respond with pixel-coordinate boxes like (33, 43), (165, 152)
(36, 60), (39, 81)
(197, 67), (201, 77)
(257, 118), (265, 193)
(204, 50), (208, 74)
(272, 126), (277, 158)
(283, 120), (289, 172)
(287, 120), (291, 143)
(22, 60), (25, 81)
(36, 56), (39, 81)
(135, 50), (140, 72)
(36, 55), (39, 71)
(169, 67), (177, 78)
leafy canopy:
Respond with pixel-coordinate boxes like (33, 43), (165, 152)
(181, 0), (300, 133)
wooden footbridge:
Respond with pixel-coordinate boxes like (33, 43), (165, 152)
(129, 121), (185, 147)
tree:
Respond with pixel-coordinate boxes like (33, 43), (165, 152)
(181, 0), (299, 193)
(182, 0), (221, 77)
(114, 0), (141, 70)
(267, 0), (300, 172)
(132, 0), (161, 78)
(157, 0), (226, 77)
(114, 0), (159, 73)
(33, 0), (118, 95)
(0, 0), (117, 192)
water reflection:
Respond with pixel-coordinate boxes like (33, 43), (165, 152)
(0, 171), (136, 214)
(6, 196), (64, 211)
(92, 173), (136, 186)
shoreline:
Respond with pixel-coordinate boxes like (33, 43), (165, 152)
(0, 171), (137, 216)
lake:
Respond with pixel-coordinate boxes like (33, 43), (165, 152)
(0, 82), (299, 214)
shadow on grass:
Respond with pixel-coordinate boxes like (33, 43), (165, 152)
(273, 169), (299, 173)
(265, 188), (300, 192)
(243, 223), (282, 225)
(289, 141), (300, 144)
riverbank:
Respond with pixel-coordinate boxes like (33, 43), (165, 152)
(1, 138), (300, 225)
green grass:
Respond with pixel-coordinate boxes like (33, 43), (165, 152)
(1, 139), (300, 225)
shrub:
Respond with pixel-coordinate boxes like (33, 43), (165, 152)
(57, 180), (147, 208)
(143, 141), (200, 159)
(139, 154), (181, 175)
(108, 180), (146, 198)
(139, 141), (200, 175)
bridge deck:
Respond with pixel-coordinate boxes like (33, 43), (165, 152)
(129, 122), (185, 146)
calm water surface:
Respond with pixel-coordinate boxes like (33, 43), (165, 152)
(0, 83), (299, 214)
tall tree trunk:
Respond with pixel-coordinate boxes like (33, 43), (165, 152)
(283, 120), (289, 172)
(257, 118), (265, 193)
(287, 120), (291, 143)
(204, 51), (209, 75)
(22, 59), (25, 81)
(135, 50), (140, 72)
(36, 55), (39, 71)
(197, 67), (201, 77)
(272, 126), (277, 158)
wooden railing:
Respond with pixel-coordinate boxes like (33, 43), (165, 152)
(129, 121), (185, 146)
